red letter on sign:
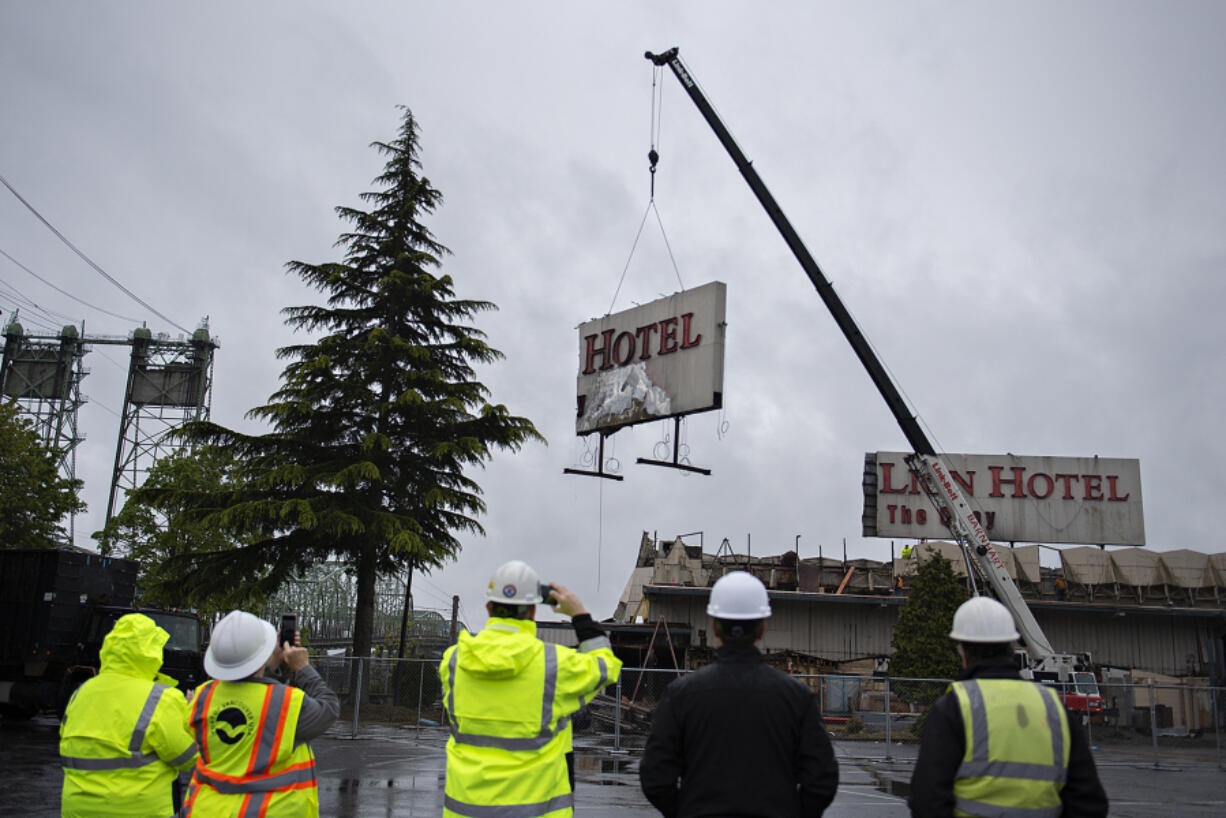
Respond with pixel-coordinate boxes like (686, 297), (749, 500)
(1055, 474), (1080, 499)
(1027, 473), (1055, 499)
(583, 329), (616, 374)
(680, 312), (702, 349)
(1083, 475), (1104, 500)
(879, 462), (908, 494)
(1107, 475), (1130, 501)
(635, 323), (657, 360)
(658, 317), (679, 354)
(989, 466), (1027, 498)
(613, 331), (636, 366)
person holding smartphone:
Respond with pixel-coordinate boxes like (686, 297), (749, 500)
(182, 610), (339, 817)
(439, 560), (622, 818)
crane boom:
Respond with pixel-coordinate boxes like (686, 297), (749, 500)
(646, 46), (1079, 675)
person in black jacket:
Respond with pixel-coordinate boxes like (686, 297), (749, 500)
(640, 571), (839, 817)
(909, 596), (1108, 817)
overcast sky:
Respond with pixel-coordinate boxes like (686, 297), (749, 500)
(3, 2), (1224, 628)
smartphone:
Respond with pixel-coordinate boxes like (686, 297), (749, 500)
(279, 614), (296, 648)
(539, 584), (558, 606)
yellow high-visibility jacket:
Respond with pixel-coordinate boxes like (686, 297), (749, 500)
(951, 678), (1071, 818)
(183, 677), (318, 818)
(439, 617), (622, 818)
(60, 613), (198, 818)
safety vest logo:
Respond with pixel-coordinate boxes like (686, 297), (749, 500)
(214, 703), (253, 745)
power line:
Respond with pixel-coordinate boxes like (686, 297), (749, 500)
(0, 173), (190, 334)
(0, 287), (74, 331)
(0, 277), (77, 323)
(0, 306), (58, 334)
(0, 246), (143, 324)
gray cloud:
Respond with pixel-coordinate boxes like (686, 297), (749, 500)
(2, 1), (1223, 628)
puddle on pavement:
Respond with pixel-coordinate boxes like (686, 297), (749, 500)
(576, 756), (633, 774)
(325, 775), (445, 792)
(869, 770), (911, 799)
(575, 754), (636, 786)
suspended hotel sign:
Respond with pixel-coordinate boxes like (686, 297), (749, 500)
(862, 451), (1145, 545)
(576, 281), (726, 435)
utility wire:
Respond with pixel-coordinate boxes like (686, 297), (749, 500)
(0, 280), (75, 327)
(0, 305), (57, 334)
(0, 173), (190, 334)
(0, 247), (143, 324)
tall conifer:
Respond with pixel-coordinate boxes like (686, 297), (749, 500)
(164, 108), (543, 669)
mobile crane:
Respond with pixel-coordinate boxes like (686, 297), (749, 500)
(645, 47), (1091, 687)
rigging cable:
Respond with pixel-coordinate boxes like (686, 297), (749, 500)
(0, 173), (190, 334)
(605, 63), (686, 316)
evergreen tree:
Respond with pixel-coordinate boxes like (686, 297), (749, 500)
(93, 445), (266, 618)
(0, 402), (85, 548)
(889, 547), (967, 704)
(158, 108), (543, 671)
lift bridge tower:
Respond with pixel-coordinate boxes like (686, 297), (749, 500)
(105, 325), (220, 526)
(2, 319), (220, 542)
(0, 320), (88, 541)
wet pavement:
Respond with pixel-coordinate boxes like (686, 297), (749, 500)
(5, 714), (1225, 816)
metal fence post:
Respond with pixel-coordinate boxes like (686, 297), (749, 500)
(884, 675), (893, 761)
(1214, 683), (1221, 771)
(614, 675), (623, 752)
(416, 658), (426, 732)
(351, 657), (364, 739)
(1148, 682), (1159, 768)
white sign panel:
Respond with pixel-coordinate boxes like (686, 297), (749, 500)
(576, 281), (726, 435)
(863, 452), (1145, 545)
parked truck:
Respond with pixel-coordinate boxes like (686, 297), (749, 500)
(0, 548), (205, 718)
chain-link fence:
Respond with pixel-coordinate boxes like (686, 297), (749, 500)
(317, 657), (1225, 769)
(316, 656), (446, 737)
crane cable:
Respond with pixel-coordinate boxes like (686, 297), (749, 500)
(605, 64), (685, 316)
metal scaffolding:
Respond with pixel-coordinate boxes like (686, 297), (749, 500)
(2, 317), (221, 543)
(105, 324), (219, 526)
(1, 320), (88, 542)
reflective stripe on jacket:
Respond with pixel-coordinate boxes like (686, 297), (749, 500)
(951, 679), (1071, 818)
(184, 678), (318, 818)
(59, 614), (198, 818)
(439, 617), (622, 818)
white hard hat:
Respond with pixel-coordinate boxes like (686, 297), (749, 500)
(486, 560), (543, 604)
(949, 596), (1020, 643)
(205, 610), (278, 681)
(706, 571), (772, 620)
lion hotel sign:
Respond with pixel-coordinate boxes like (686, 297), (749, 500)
(576, 281), (726, 435)
(862, 451), (1145, 545)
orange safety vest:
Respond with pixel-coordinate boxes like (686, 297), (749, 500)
(184, 679), (318, 817)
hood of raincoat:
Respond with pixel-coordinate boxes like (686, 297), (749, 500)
(100, 613), (169, 681)
(455, 617), (541, 679)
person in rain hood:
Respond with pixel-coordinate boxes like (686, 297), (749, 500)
(439, 560), (622, 818)
(60, 612), (199, 818)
